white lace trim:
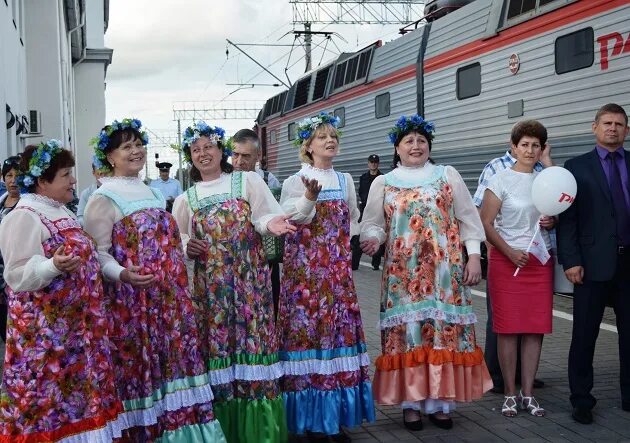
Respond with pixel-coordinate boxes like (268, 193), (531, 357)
(282, 353), (371, 376)
(22, 193), (65, 208)
(100, 175), (143, 184)
(117, 383), (214, 430)
(208, 362), (284, 385)
(304, 164), (335, 174)
(379, 308), (477, 330)
(58, 416), (123, 443)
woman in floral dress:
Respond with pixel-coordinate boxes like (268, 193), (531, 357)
(84, 119), (226, 442)
(360, 115), (492, 431)
(0, 141), (123, 441)
(279, 113), (375, 442)
(172, 121), (293, 443)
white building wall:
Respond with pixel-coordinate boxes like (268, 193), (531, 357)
(1, 0), (110, 192)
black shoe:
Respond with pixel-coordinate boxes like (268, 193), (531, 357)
(351, 267), (359, 271)
(372, 266), (379, 271)
(403, 409), (423, 431)
(428, 413), (453, 430)
(572, 407), (593, 424)
(330, 429), (351, 443)
(533, 378), (545, 389)
(622, 401), (630, 412)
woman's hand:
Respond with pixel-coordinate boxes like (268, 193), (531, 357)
(508, 248), (529, 268)
(360, 238), (380, 256)
(52, 245), (81, 273)
(187, 239), (209, 258)
(267, 215), (297, 236)
(120, 265), (155, 288)
(462, 254), (481, 286)
(539, 216), (556, 230)
(301, 176), (322, 201)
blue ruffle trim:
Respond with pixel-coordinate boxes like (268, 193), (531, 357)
(279, 343), (367, 362)
(283, 382), (376, 435)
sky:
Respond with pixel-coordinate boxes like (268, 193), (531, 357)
(104, 0), (411, 151)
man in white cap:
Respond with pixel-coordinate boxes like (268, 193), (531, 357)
(150, 162), (183, 212)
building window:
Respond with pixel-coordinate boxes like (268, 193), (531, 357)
(288, 123), (296, 141)
(555, 27), (594, 75)
(375, 93), (390, 119)
(456, 63), (481, 100)
(334, 107), (345, 128)
(270, 130), (278, 145)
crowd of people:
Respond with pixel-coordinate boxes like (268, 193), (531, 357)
(0, 103), (626, 442)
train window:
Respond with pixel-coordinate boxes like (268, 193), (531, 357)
(555, 27), (594, 75)
(375, 93), (390, 119)
(332, 45), (376, 93)
(312, 66), (331, 101)
(333, 63), (347, 89)
(507, 0), (536, 19)
(288, 123), (296, 141)
(334, 107), (345, 128)
(270, 130), (278, 145)
(293, 78), (311, 108)
(456, 63), (481, 100)
(357, 51), (371, 79)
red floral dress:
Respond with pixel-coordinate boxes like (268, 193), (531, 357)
(279, 172), (375, 436)
(0, 207), (123, 442)
(94, 188), (225, 442)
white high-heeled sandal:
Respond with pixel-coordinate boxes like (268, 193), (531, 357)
(502, 395), (518, 417)
(519, 390), (545, 416)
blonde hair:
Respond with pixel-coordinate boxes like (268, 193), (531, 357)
(298, 124), (339, 165)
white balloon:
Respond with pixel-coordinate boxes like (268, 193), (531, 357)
(531, 166), (577, 216)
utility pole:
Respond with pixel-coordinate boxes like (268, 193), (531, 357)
(304, 22), (312, 72)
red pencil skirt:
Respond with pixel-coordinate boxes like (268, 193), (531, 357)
(487, 247), (553, 334)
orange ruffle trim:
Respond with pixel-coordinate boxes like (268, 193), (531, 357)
(373, 346), (493, 405)
(375, 345), (486, 370)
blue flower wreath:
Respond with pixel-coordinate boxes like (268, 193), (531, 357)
(387, 114), (435, 145)
(293, 112), (342, 147)
(181, 121), (229, 163)
(16, 139), (63, 193)
(91, 118), (149, 173)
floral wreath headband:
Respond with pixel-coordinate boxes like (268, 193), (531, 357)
(16, 139), (63, 192)
(91, 118), (149, 173)
(181, 121), (229, 163)
(388, 114), (435, 145)
(293, 112), (342, 148)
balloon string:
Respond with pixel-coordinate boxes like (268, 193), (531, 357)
(513, 218), (542, 277)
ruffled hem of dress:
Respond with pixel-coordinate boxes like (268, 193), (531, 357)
(283, 383), (376, 435)
(373, 346), (493, 405)
(118, 383), (215, 430)
(0, 406), (124, 443)
(208, 361), (284, 385)
(213, 396), (288, 443)
(154, 420), (227, 443)
(379, 306), (477, 330)
(282, 352), (371, 376)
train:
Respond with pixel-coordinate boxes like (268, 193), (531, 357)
(255, 0), (630, 191)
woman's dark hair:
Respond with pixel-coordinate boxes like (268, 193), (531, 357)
(510, 120), (548, 147)
(392, 129), (434, 169)
(101, 127), (145, 170)
(2, 155), (21, 179)
(185, 140), (233, 183)
(19, 145), (75, 193)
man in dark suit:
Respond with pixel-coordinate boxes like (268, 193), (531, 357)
(558, 103), (630, 424)
(352, 154), (383, 270)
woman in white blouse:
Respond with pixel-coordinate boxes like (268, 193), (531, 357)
(480, 120), (554, 418)
(172, 121), (292, 443)
(0, 141), (122, 441)
(83, 119), (225, 442)
(360, 115), (491, 431)
(278, 113), (375, 442)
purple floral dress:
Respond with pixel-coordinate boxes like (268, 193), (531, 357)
(94, 188), (225, 442)
(186, 172), (287, 443)
(0, 207), (123, 442)
(279, 172), (375, 436)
